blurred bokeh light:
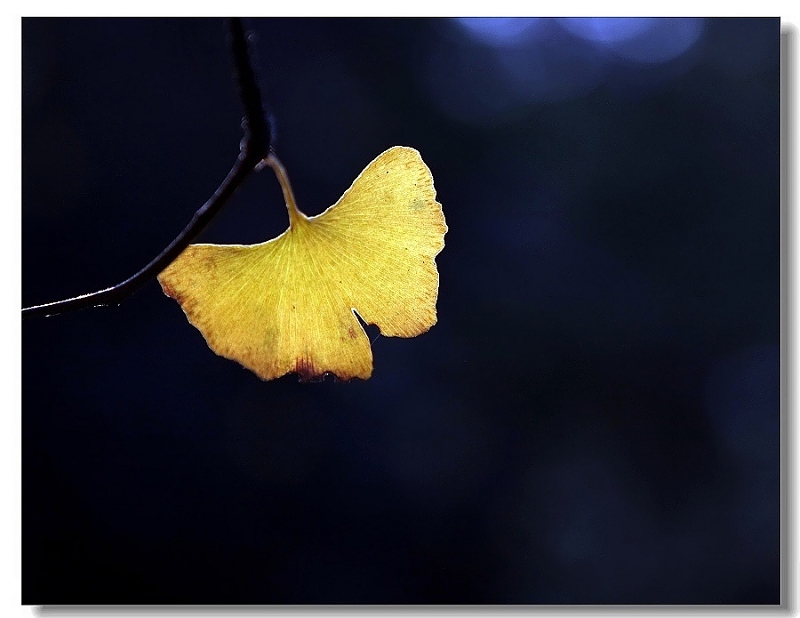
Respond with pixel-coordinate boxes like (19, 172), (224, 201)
(454, 17), (545, 47)
(428, 17), (707, 126)
(558, 17), (706, 65)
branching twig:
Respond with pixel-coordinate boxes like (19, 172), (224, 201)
(22, 18), (271, 320)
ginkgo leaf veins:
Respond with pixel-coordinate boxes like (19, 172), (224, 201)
(157, 146), (447, 381)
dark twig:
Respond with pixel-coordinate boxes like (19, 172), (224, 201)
(22, 18), (271, 319)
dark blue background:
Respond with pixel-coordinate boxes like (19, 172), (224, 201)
(22, 18), (780, 604)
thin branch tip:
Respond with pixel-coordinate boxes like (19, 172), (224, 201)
(23, 18), (273, 319)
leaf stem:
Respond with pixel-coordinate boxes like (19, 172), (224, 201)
(263, 154), (306, 227)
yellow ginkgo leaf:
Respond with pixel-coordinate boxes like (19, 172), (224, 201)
(158, 146), (447, 381)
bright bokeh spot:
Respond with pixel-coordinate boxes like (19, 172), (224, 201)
(455, 17), (543, 47)
(559, 17), (706, 64)
(558, 17), (655, 44)
(617, 18), (705, 63)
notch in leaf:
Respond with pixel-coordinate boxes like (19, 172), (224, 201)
(158, 146), (447, 381)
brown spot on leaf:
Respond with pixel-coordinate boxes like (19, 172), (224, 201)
(348, 326), (357, 339)
(158, 276), (183, 304)
(295, 357), (321, 382)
